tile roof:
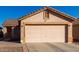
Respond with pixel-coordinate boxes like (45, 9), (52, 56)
(3, 19), (19, 26)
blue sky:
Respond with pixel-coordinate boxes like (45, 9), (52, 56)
(0, 6), (79, 27)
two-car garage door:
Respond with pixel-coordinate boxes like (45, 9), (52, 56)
(25, 25), (66, 42)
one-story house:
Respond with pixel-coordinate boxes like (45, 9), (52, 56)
(3, 20), (20, 42)
(2, 7), (79, 44)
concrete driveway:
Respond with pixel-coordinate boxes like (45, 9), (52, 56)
(0, 41), (79, 52)
(25, 43), (79, 52)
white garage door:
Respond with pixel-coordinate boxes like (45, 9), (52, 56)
(25, 25), (65, 42)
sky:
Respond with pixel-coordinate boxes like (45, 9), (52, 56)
(0, 6), (79, 27)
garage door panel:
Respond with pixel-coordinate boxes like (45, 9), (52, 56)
(25, 25), (65, 42)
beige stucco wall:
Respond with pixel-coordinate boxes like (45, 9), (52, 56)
(68, 23), (73, 43)
(20, 24), (25, 43)
(21, 12), (70, 24)
(20, 11), (73, 44)
(22, 12), (44, 24)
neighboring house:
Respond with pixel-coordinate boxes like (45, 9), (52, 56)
(3, 20), (20, 42)
(2, 7), (79, 44)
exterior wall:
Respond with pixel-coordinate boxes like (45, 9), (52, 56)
(73, 25), (79, 42)
(68, 23), (73, 43)
(22, 12), (44, 24)
(21, 11), (72, 44)
(20, 23), (26, 43)
(22, 12), (70, 24)
(47, 13), (69, 23)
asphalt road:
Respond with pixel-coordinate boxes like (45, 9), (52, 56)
(0, 41), (79, 52)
